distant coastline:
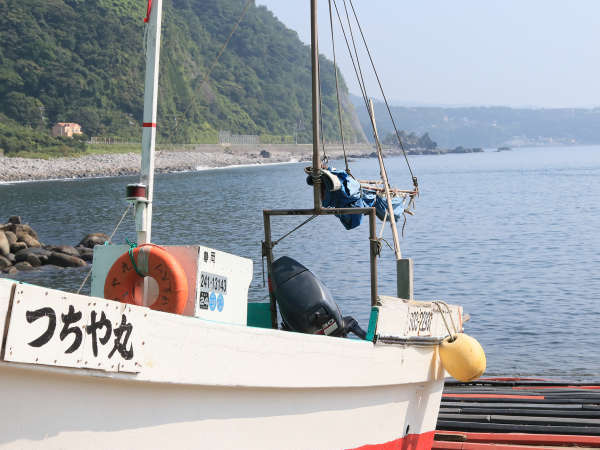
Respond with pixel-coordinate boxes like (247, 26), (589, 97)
(0, 144), (482, 183)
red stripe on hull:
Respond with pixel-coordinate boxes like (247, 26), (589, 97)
(442, 393), (544, 400)
(512, 384), (600, 390)
(434, 431), (600, 447)
(479, 377), (550, 382)
(349, 431), (435, 450)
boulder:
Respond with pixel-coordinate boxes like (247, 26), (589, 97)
(260, 150), (271, 158)
(47, 252), (87, 268)
(6, 223), (38, 240)
(42, 264), (65, 270)
(48, 245), (81, 257)
(14, 247), (52, 262)
(0, 230), (9, 257)
(76, 246), (94, 262)
(2, 266), (18, 275)
(7, 253), (16, 263)
(26, 254), (42, 267)
(10, 242), (27, 253)
(19, 223), (38, 239)
(16, 231), (41, 248)
(78, 233), (110, 249)
(8, 216), (21, 225)
(4, 230), (17, 246)
(14, 261), (34, 271)
(0, 255), (12, 270)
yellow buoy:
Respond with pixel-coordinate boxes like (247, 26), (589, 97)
(439, 333), (486, 382)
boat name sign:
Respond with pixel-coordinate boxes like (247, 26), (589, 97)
(3, 283), (143, 373)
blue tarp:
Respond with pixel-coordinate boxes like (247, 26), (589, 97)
(362, 189), (405, 222)
(321, 169), (365, 230)
(318, 169), (405, 230)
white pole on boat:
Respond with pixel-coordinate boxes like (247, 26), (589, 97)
(136, 0), (163, 245)
(310, 0), (322, 211)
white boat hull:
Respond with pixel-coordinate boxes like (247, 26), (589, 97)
(0, 279), (456, 449)
(0, 364), (441, 449)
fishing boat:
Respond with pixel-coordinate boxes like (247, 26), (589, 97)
(0, 0), (484, 448)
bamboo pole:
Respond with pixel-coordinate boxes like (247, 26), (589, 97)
(368, 99), (401, 260)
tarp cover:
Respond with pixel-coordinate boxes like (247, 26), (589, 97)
(321, 169), (365, 229)
(319, 169), (405, 230)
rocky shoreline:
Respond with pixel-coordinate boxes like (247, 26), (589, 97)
(0, 144), (483, 183)
(0, 216), (107, 275)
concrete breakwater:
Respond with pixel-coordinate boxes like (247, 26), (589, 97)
(0, 144), (483, 183)
(0, 216), (106, 275)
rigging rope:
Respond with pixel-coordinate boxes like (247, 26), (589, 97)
(331, 0), (368, 110)
(273, 215), (318, 246)
(332, 0), (419, 226)
(433, 301), (459, 340)
(76, 203), (133, 294)
(328, 0), (350, 174)
(347, 0), (418, 189)
(331, 0), (380, 155)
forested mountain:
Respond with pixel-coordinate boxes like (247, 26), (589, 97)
(0, 0), (363, 155)
(353, 95), (600, 148)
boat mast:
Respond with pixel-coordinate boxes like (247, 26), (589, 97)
(136, 0), (163, 245)
(262, 0), (379, 322)
(310, 0), (321, 210)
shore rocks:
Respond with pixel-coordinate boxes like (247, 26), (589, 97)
(48, 245), (80, 257)
(0, 217), (101, 275)
(16, 231), (41, 248)
(47, 252), (86, 268)
(4, 231), (17, 246)
(10, 242), (27, 252)
(14, 261), (34, 271)
(0, 231), (9, 256)
(76, 247), (94, 262)
(0, 255), (11, 270)
(78, 233), (109, 249)
(26, 254), (42, 267)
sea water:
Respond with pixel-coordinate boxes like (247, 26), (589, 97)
(1, 145), (599, 379)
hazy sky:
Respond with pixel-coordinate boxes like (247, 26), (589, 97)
(255, 1), (599, 108)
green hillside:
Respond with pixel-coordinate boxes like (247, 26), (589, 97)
(0, 0), (363, 155)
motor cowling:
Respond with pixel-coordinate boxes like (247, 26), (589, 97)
(271, 256), (365, 339)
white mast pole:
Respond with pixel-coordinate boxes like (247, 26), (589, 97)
(136, 0), (163, 245)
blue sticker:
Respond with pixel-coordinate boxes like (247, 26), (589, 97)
(209, 292), (217, 311)
(217, 294), (224, 312)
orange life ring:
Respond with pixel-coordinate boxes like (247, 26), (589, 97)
(103, 244), (188, 314)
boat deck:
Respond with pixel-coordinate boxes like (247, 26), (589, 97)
(434, 378), (600, 449)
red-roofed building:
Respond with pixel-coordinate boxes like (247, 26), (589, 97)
(52, 122), (82, 137)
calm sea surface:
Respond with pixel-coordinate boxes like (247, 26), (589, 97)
(1, 145), (599, 379)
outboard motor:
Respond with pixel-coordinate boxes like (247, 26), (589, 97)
(271, 256), (366, 339)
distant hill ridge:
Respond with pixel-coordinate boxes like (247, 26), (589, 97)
(0, 0), (365, 155)
(352, 95), (600, 148)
